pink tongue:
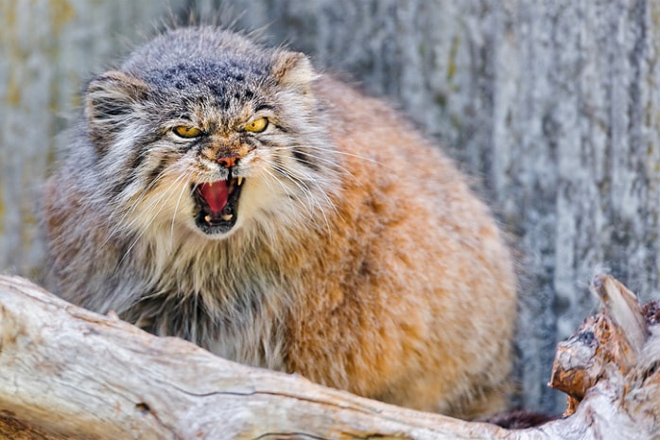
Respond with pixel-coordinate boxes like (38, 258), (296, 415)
(199, 181), (229, 213)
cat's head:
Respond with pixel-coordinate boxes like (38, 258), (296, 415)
(83, 27), (338, 241)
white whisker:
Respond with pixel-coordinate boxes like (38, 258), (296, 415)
(170, 169), (194, 244)
(269, 163), (334, 235)
(100, 165), (182, 248)
(268, 146), (365, 186)
(118, 172), (190, 265)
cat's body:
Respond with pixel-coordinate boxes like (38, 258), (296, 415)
(45, 27), (517, 418)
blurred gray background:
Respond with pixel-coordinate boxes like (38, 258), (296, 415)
(2, 0), (659, 415)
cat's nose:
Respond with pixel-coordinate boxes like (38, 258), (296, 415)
(217, 154), (240, 168)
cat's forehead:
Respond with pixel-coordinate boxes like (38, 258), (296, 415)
(142, 59), (272, 113)
(149, 56), (267, 81)
(144, 58), (268, 90)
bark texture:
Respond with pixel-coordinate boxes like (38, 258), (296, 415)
(2, 0), (660, 415)
(1, 275), (660, 440)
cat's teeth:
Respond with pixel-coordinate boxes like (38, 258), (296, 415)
(204, 215), (212, 223)
(237, 177), (243, 186)
(221, 213), (233, 221)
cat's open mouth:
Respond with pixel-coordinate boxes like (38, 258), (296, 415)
(192, 175), (244, 235)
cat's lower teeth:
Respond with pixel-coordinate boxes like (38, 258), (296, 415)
(204, 213), (233, 223)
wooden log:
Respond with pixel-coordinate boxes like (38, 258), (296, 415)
(0, 413), (67, 440)
(0, 274), (659, 439)
(548, 274), (650, 414)
(547, 273), (659, 434)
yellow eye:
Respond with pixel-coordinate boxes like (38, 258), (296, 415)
(173, 125), (202, 138)
(245, 117), (268, 133)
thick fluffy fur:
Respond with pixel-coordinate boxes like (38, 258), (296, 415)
(45, 27), (517, 418)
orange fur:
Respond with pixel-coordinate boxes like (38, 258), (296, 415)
(44, 28), (517, 419)
(278, 78), (517, 416)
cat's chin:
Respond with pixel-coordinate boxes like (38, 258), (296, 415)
(189, 219), (243, 240)
(194, 219), (238, 237)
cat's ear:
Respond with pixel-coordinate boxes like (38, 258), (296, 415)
(271, 51), (317, 93)
(84, 71), (148, 150)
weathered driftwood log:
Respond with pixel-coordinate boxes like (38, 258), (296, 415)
(549, 274), (649, 416)
(0, 274), (659, 439)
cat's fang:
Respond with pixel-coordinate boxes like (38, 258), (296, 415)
(237, 177), (243, 186)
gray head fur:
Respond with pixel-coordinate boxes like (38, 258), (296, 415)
(49, 27), (340, 368)
(82, 26), (336, 239)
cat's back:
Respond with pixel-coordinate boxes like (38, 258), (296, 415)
(316, 76), (502, 242)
